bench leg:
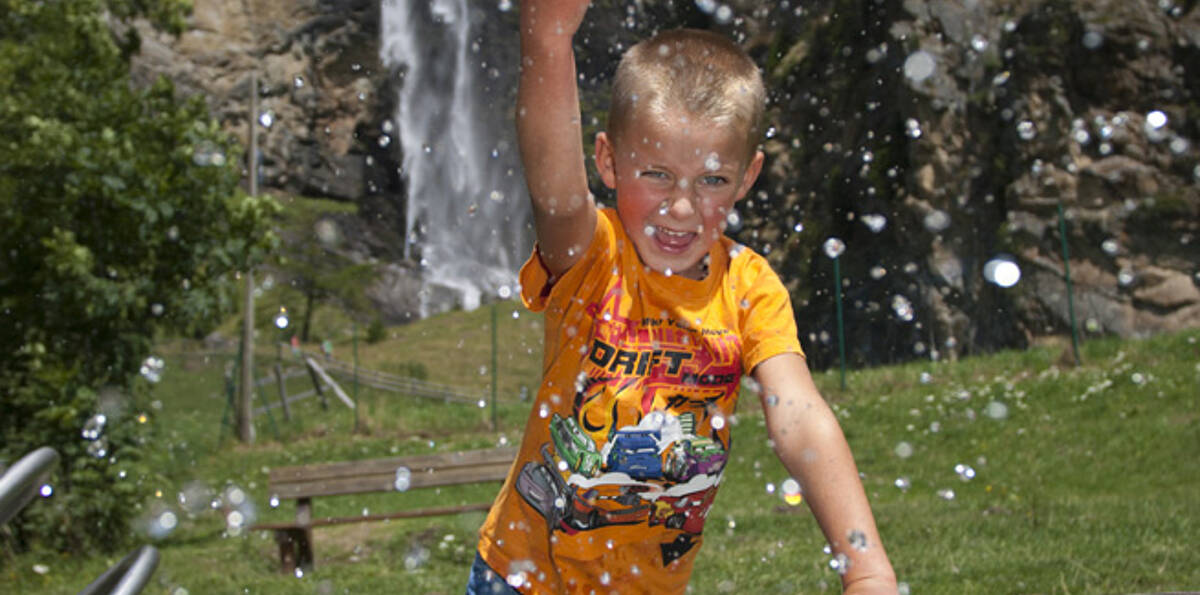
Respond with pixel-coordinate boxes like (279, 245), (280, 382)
(274, 527), (314, 574)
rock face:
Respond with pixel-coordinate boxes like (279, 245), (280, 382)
(134, 0), (1199, 366)
(131, 0), (400, 213)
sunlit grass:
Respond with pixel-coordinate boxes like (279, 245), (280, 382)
(4, 323), (1198, 594)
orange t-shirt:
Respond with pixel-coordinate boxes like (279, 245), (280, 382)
(477, 208), (803, 593)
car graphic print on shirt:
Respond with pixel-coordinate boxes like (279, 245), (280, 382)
(515, 277), (744, 568)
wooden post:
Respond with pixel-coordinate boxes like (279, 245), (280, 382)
(274, 362), (291, 421)
(305, 357), (329, 410)
(237, 71), (260, 444)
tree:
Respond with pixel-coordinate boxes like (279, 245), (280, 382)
(0, 0), (277, 553)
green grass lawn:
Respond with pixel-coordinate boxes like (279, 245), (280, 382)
(4, 315), (1198, 594)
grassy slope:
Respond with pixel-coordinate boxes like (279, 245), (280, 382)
(4, 312), (1198, 594)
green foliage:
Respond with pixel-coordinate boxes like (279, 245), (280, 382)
(273, 196), (379, 341)
(0, 0), (277, 554)
(365, 318), (388, 345)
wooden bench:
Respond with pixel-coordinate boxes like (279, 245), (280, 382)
(250, 446), (517, 573)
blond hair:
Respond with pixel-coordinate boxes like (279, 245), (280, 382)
(608, 29), (766, 158)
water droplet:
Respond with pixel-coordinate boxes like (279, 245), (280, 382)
(1082, 30), (1104, 49)
(905, 118), (923, 139)
(1131, 372), (1146, 385)
(377, 135), (391, 148)
(919, 372), (933, 384)
(258, 111), (274, 129)
(695, 0), (718, 14)
(1017, 120), (1037, 140)
(970, 35), (989, 52)
(792, 222), (804, 233)
(829, 552), (851, 575)
(32, 564), (49, 575)
(140, 356), (165, 383)
(87, 439), (108, 458)
(822, 237), (845, 259)
(1118, 268), (1136, 287)
(847, 529), (868, 551)
(82, 413), (107, 440)
(893, 477), (911, 491)
(983, 257), (1021, 287)
(497, 0), (512, 11)
(861, 214), (887, 233)
(394, 467), (412, 492)
(39, 484), (53, 497)
(923, 209), (950, 232)
(1146, 110), (1168, 129)
(891, 295), (914, 322)
(954, 463), (976, 481)
(984, 401), (1009, 420)
(903, 51), (936, 82)
(644, 224), (656, 237)
(937, 488), (956, 500)
(1101, 239), (1119, 255)
(894, 441), (914, 459)
(725, 210), (741, 228)
(714, 4), (734, 24)
(269, 495), (280, 508)
(712, 415), (726, 430)
(781, 478), (803, 505)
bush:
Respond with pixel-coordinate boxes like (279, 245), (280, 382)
(366, 318), (388, 345)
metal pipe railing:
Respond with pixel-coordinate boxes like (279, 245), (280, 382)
(77, 544), (160, 595)
(0, 446), (59, 527)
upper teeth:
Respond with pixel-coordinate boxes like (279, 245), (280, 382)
(659, 227), (689, 238)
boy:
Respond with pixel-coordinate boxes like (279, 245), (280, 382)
(470, 1), (897, 593)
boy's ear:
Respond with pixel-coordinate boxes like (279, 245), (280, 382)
(594, 132), (618, 189)
(735, 150), (765, 202)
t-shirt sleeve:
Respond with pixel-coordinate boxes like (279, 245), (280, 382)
(738, 255), (805, 374)
(519, 211), (614, 313)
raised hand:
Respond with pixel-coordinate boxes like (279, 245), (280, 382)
(521, 0), (591, 40)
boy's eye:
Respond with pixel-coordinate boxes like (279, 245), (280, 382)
(639, 170), (668, 180)
(699, 175), (728, 186)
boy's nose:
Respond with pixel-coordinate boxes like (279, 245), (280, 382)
(667, 184), (698, 219)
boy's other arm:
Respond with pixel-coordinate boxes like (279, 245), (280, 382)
(517, 0), (596, 277)
(752, 353), (898, 594)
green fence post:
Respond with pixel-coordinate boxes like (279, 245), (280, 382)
(1057, 203), (1082, 366)
(491, 302), (499, 431)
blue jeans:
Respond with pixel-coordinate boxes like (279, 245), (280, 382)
(465, 551), (520, 594)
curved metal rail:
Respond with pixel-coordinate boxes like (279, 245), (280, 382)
(77, 544), (160, 595)
(0, 446), (59, 526)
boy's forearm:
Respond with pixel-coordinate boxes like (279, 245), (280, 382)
(754, 354), (897, 592)
(517, 3), (590, 217)
(770, 412), (897, 592)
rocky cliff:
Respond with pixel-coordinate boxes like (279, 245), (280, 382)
(132, 0), (1199, 367)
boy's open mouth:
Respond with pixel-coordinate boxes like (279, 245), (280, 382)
(653, 226), (697, 253)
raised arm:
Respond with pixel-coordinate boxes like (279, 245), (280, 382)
(752, 353), (898, 594)
(517, 0), (597, 277)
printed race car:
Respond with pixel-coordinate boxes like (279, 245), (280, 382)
(648, 489), (718, 534)
(563, 487), (650, 531)
(549, 414), (602, 476)
(664, 436), (728, 482)
(515, 446), (569, 527)
(605, 428), (663, 480)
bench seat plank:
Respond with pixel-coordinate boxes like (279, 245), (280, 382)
(269, 447), (517, 488)
(270, 461), (513, 499)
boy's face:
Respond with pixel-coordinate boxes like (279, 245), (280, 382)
(595, 111), (763, 280)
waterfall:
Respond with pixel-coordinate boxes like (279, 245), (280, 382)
(380, 0), (530, 314)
